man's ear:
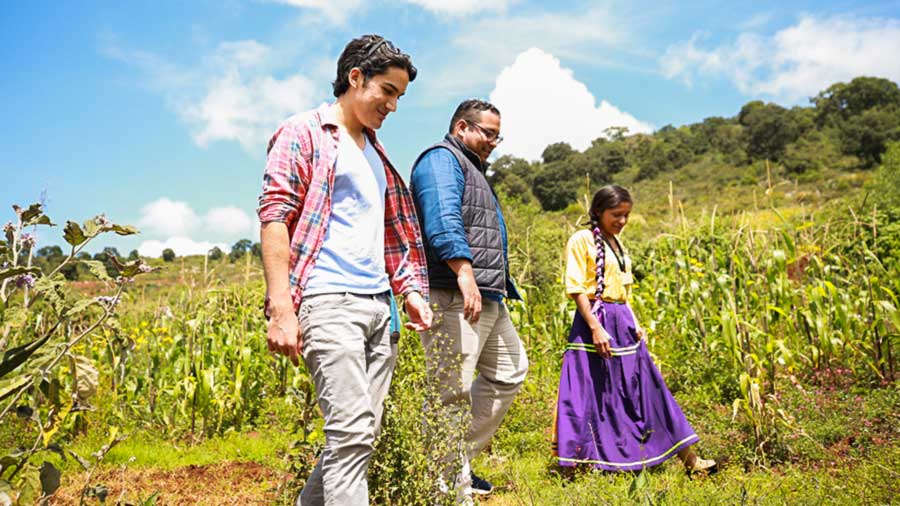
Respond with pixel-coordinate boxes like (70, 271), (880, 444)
(347, 67), (364, 90)
(452, 119), (467, 135)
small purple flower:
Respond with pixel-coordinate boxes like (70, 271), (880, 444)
(3, 222), (14, 235)
(15, 273), (35, 289)
(20, 233), (36, 248)
(138, 263), (153, 273)
(117, 276), (135, 285)
(94, 215), (110, 227)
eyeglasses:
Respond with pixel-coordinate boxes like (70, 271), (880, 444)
(468, 121), (504, 144)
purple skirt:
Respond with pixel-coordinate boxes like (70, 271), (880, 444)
(552, 301), (698, 471)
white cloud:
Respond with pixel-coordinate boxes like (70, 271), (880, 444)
(137, 237), (230, 258)
(180, 40), (317, 151)
(269, 0), (510, 20)
(103, 38), (322, 153)
(661, 14), (900, 101)
(401, 0), (514, 16)
(417, 7), (639, 102)
(266, 0), (363, 24)
(738, 11), (775, 31)
(100, 34), (194, 92)
(137, 198), (199, 237)
(455, 8), (624, 58)
(489, 48), (653, 161)
(136, 198), (255, 255)
(203, 206), (254, 237)
(183, 72), (315, 151)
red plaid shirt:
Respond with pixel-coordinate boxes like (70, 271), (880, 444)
(257, 103), (429, 314)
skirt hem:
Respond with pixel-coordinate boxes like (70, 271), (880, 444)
(556, 434), (699, 471)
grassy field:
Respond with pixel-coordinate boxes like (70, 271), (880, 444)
(3, 163), (900, 505)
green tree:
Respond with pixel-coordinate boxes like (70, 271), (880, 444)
(839, 107), (900, 166)
(162, 248), (176, 262)
(658, 124), (706, 156)
(36, 245), (64, 258)
(738, 101), (799, 162)
(585, 139), (628, 175)
(541, 142), (576, 163)
(33, 245), (66, 279)
(603, 126), (629, 141)
(488, 155), (542, 202)
(488, 155), (536, 188)
(93, 247), (120, 261)
(632, 137), (669, 180)
(813, 76), (900, 124)
(782, 131), (839, 175)
(812, 77), (900, 166)
(494, 172), (535, 204)
(208, 246), (224, 260)
(694, 116), (744, 161)
(531, 162), (581, 211)
(229, 239), (253, 262)
(93, 247), (122, 277)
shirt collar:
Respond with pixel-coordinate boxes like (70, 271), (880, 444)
(444, 133), (489, 173)
(318, 102), (379, 144)
(318, 102), (338, 128)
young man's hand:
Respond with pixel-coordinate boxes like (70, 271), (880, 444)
(267, 298), (302, 366)
(404, 291), (433, 331)
(260, 222), (302, 366)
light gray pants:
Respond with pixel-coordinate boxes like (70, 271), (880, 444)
(296, 292), (395, 506)
(420, 288), (529, 493)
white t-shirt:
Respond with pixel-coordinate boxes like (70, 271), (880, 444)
(304, 129), (390, 296)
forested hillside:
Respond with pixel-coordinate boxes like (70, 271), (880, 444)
(489, 76), (900, 212)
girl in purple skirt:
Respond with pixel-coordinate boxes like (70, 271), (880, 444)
(552, 185), (716, 474)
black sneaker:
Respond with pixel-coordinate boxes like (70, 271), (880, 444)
(469, 472), (493, 495)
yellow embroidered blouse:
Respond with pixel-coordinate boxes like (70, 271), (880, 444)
(564, 229), (633, 303)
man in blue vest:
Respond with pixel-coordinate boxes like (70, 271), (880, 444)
(410, 99), (529, 500)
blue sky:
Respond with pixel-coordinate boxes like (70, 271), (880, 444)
(3, 0), (899, 256)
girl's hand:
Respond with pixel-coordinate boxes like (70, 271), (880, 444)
(635, 325), (646, 341)
(628, 305), (645, 341)
(591, 326), (613, 358)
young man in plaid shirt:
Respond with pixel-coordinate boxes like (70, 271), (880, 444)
(258, 34), (432, 505)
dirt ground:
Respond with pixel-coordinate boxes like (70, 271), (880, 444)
(49, 461), (292, 506)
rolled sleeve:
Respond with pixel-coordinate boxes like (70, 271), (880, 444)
(257, 122), (308, 226)
(565, 231), (595, 296)
(410, 149), (471, 262)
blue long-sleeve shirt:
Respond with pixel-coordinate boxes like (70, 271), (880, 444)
(410, 148), (521, 302)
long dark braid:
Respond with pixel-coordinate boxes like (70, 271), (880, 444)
(589, 216), (607, 320)
(588, 185), (633, 320)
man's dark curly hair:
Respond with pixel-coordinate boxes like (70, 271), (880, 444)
(448, 99), (501, 134)
(332, 34), (417, 98)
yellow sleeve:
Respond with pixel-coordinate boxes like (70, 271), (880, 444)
(565, 231), (595, 296)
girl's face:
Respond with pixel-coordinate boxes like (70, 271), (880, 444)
(597, 201), (632, 236)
